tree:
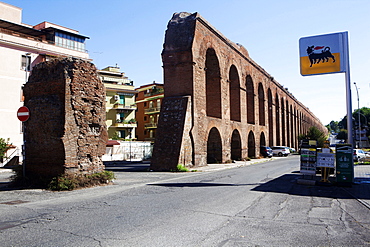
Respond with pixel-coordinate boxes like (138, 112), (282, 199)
(303, 126), (327, 147)
(329, 120), (340, 133)
(337, 129), (347, 140)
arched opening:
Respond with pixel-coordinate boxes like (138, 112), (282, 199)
(247, 131), (256, 158)
(206, 48), (221, 118)
(286, 100), (290, 148)
(231, 129), (242, 161)
(281, 98), (285, 145)
(268, 89), (273, 147)
(290, 105), (294, 149)
(258, 83), (265, 126)
(275, 93), (280, 146)
(229, 65), (241, 121)
(246, 75), (255, 124)
(260, 132), (266, 146)
(207, 127), (222, 163)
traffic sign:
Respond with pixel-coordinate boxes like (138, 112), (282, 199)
(17, 106), (30, 122)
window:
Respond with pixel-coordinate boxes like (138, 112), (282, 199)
(55, 32), (86, 52)
(119, 130), (126, 138)
(119, 95), (125, 105)
(116, 112), (125, 123)
(21, 55), (31, 71)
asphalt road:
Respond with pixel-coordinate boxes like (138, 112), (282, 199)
(0, 156), (369, 246)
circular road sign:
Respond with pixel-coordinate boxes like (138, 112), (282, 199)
(17, 106), (30, 122)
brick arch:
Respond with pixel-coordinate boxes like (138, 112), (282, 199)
(281, 97), (286, 145)
(290, 104), (294, 149)
(151, 12), (327, 170)
(205, 48), (222, 118)
(246, 75), (255, 124)
(248, 131), (256, 158)
(229, 65), (241, 121)
(260, 131), (266, 147)
(267, 89), (273, 147)
(275, 93), (280, 146)
(207, 127), (222, 163)
(286, 100), (290, 148)
(231, 129), (242, 161)
(258, 83), (265, 126)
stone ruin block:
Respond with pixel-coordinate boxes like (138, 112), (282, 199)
(151, 96), (193, 171)
(23, 57), (108, 180)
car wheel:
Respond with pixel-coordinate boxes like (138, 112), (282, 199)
(278, 152), (282, 157)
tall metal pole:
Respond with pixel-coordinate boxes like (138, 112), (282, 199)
(23, 53), (31, 179)
(354, 82), (361, 148)
(343, 32), (353, 146)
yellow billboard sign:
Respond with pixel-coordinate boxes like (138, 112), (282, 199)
(299, 32), (347, 76)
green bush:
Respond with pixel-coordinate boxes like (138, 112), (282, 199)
(48, 171), (115, 191)
(171, 164), (189, 172)
(0, 138), (10, 161)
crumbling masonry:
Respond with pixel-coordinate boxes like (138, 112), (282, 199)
(23, 58), (108, 180)
(151, 12), (326, 171)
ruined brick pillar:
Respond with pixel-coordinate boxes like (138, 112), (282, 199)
(23, 58), (108, 180)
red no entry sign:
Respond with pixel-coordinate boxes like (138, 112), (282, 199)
(17, 106), (30, 122)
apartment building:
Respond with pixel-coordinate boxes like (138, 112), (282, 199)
(135, 82), (164, 142)
(0, 2), (89, 159)
(99, 66), (137, 140)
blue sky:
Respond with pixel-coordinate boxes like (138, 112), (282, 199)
(5, 0), (370, 125)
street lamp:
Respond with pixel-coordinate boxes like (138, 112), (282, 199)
(353, 82), (361, 148)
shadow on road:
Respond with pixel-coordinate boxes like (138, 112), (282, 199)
(251, 173), (370, 201)
(104, 161), (150, 172)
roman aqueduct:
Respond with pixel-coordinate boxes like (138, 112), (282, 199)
(151, 12), (326, 171)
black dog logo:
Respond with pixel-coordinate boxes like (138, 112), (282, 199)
(306, 46), (336, 67)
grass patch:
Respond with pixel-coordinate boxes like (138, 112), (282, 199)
(48, 171), (115, 191)
(355, 161), (370, 165)
(170, 164), (189, 172)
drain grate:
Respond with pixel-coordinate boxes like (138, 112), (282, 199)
(0, 200), (30, 205)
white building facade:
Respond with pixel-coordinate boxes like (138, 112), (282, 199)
(0, 2), (89, 163)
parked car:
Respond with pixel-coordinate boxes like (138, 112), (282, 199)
(260, 146), (273, 158)
(353, 149), (367, 162)
(271, 146), (290, 157)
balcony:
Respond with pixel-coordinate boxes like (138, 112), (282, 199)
(145, 106), (161, 114)
(144, 88), (164, 97)
(113, 104), (137, 111)
(145, 122), (158, 129)
(113, 120), (137, 128)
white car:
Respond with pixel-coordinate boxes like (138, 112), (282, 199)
(353, 149), (367, 162)
(271, 146), (290, 157)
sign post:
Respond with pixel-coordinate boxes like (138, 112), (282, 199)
(299, 32), (353, 146)
(17, 106), (29, 179)
(316, 141), (335, 183)
(17, 106), (30, 122)
(300, 139), (317, 176)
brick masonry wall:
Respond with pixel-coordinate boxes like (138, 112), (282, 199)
(151, 12), (326, 170)
(23, 58), (108, 180)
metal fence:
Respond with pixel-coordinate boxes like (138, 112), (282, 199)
(103, 141), (152, 162)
